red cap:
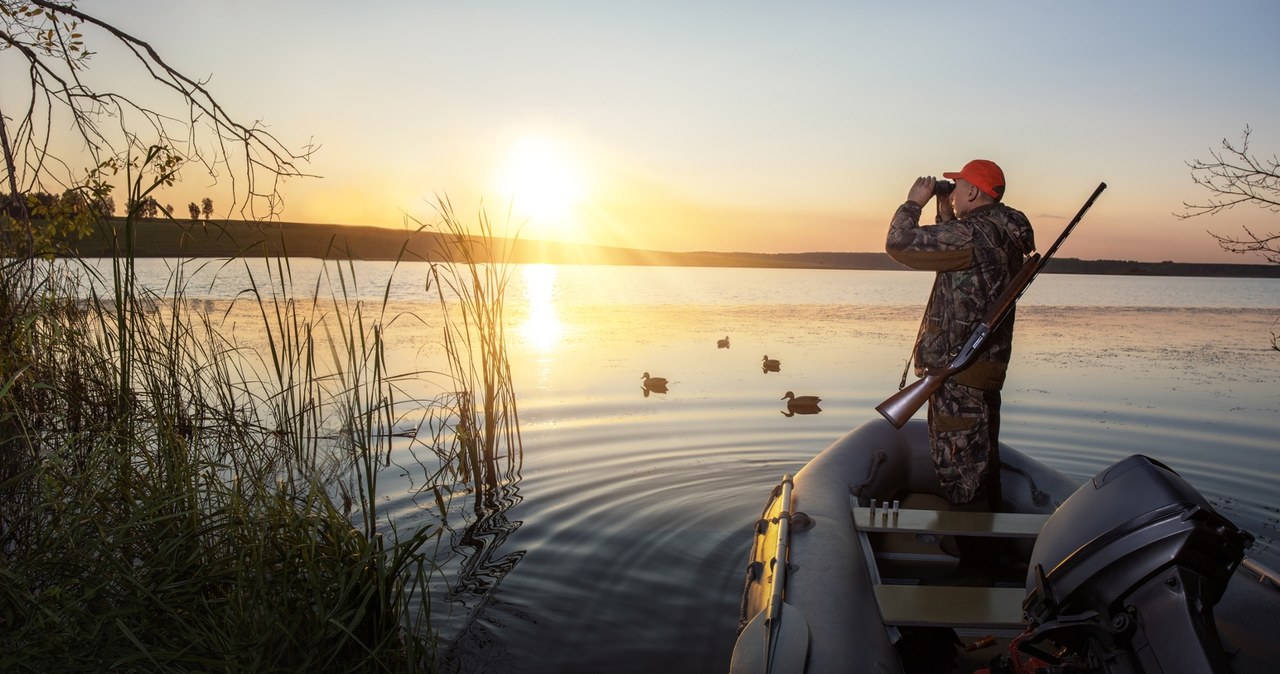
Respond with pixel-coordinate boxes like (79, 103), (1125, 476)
(944, 159), (1005, 199)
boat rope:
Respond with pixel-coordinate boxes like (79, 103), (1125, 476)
(738, 487), (781, 632)
(737, 559), (763, 633)
(1002, 462), (1048, 506)
(738, 518), (766, 632)
(850, 450), (888, 501)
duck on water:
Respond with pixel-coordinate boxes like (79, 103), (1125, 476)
(730, 418), (1280, 674)
(780, 391), (820, 407)
(641, 372), (668, 389)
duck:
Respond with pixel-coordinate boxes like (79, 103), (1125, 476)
(781, 391), (821, 407)
(762, 355), (781, 371)
(717, 336), (731, 349)
(641, 372), (669, 389)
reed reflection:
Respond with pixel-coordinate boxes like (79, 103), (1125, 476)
(438, 391), (526, 670)
(419, 226), (529, 667)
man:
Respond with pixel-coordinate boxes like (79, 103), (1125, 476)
(885, 159), (1035, 510)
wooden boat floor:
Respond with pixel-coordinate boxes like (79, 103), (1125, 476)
(857, 495), (1041, 634)
(875, 584), (1027, 629)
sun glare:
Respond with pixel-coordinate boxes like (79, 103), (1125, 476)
(498, 136), (585, 237)
(518, 263), (563, 351)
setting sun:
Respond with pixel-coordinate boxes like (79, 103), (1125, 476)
(497, 136), (585, 239)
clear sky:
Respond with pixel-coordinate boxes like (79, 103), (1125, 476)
(57, 1), (1280, 262)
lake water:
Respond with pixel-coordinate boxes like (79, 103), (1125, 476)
(92, 259), (1280, 673)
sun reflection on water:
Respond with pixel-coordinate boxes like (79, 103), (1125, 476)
(518, 264), (563, 351)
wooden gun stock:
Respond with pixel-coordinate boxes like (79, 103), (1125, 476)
(874, 256), (1040, 429)
(875, 370), (949, 429)
(875, 182), (1107, 429)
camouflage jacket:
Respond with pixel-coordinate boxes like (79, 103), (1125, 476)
(886, 201), (1035, 391)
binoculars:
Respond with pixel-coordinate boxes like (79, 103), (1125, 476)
(933, 180), (955, 196)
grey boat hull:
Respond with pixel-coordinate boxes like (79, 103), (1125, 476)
(731, 418), (1280, 673)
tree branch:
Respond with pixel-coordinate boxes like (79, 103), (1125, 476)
(1177, 125), (1280, 263)
(2, 0), (318, 227)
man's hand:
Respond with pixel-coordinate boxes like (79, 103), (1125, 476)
(907, 176), (935, 207)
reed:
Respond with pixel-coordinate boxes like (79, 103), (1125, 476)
(0, 172), (520, 670)
(418, 198), (523, 500)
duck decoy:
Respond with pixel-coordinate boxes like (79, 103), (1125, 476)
(717, 336), (730, 349)
(762, 355), (781, 372)
(781, 391), (821, 406)
(642, 372), (669, 390)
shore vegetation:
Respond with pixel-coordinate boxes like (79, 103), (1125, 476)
(2, 157), (518, 671)
(2, 5), (521, 667)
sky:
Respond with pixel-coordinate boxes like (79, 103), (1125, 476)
(14, 0), (1280, 263)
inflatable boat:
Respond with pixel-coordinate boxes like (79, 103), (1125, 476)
(730, 419), (1280, 673)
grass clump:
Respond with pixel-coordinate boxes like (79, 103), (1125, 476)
(0, 184), (518, 670)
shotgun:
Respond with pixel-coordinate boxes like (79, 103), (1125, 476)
(876, 182), (1108, 428)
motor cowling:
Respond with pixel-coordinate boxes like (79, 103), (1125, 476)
(1020, 455), (1253, 673)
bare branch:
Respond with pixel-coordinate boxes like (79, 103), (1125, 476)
(1208, 226), (1280, 264)
(1178, 125), (1280, 264)
(2, 0), (318, 231)
(1178, 127), (1280, 219)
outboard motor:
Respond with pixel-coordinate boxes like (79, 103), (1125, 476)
(1020, 455), (1253, 673)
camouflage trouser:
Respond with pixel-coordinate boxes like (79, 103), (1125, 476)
(927, 379), (1002, 507)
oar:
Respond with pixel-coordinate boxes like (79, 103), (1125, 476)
(730, 474), (810, 674)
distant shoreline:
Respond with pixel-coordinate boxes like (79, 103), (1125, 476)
(58, 217), (1280, 279)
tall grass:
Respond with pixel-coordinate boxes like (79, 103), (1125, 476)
(411, 201), (527, 663)
(421, 199), (522, 502)
(0, 182), (521, 670)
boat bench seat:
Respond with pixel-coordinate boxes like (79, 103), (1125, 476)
(854, 507), (1049, 539)
(874, 584), (1028, 629)
(854, 506), (1048, 630)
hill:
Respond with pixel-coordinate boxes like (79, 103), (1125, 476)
(60, 218), (1280, 279)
